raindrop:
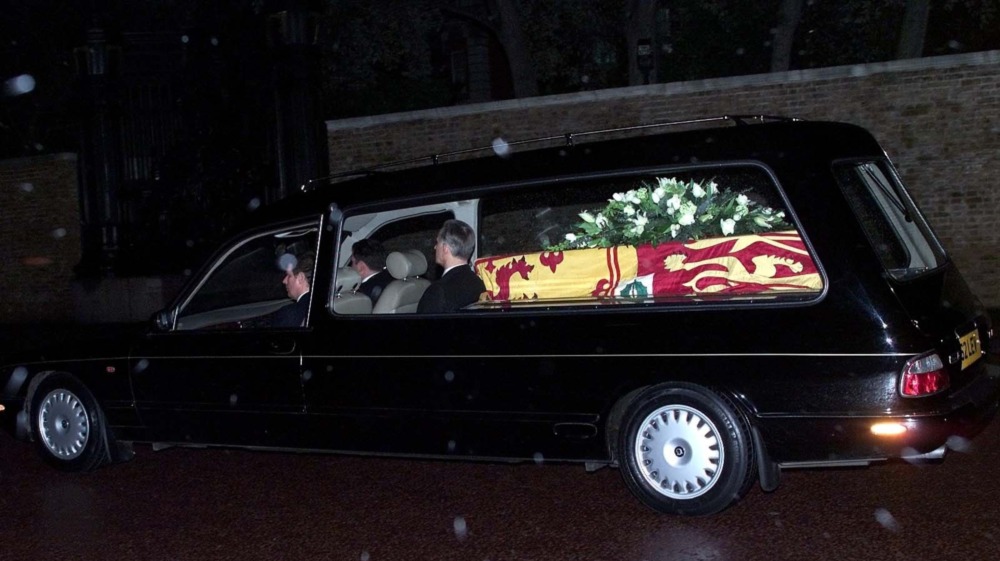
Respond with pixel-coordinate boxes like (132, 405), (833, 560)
(447, 440), (457, 452)
(181, 35), (190, 44)
(185, 239), (195, 248)
(133, 359), (150, 373)
(735, 47), (745, 56)
(50, 228), (67, 239)
(581, 74), (590, 84)
(3, 74), (35, 96)
(946, 435), (971, 453)
(444, 370), (455, 382)
(229, 394), (238, 406)
(247, 197), (261, 211)
(19, 182), (34, 193)
(183, 269), (193, 276)
(453, 516), (468, 541)
(491, 137), (511, 158)
(360, 551), (370, 561)
(850, 65), (868, 77)
(210, 37), (219, 46)
(532, 452), (544, 465)
(874, 508), (900, 532)
(948, 40), (962, 51)
(302, 370), (313, 382)
(326, 365), (334, 372)
(278, 252), (298, 271)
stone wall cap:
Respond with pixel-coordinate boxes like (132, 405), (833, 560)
(327, 50), (1000, 132)
(0, 152), (78, 169)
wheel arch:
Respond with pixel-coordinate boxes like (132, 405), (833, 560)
(604, 385), (648, 466)
(19, 369), (60, 441)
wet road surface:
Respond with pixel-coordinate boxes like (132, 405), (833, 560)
(3, 418), (1000, 561)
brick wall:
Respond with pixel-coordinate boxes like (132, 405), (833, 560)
(0, 154), (184, 324)
(0, 153), (80, 322)
(327, 51), (1000, 308)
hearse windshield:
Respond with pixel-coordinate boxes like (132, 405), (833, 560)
(834, 160), (945, 280)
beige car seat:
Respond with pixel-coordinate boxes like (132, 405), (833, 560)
(332, 267), (372, 314)
(372, 250), (431, 314)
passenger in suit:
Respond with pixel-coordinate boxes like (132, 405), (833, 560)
(350, 239), (393, 306)
(417, 219), (486, 314)
(269, 252), (314, 327)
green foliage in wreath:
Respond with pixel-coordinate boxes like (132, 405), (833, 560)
(548, 177), (790, 250)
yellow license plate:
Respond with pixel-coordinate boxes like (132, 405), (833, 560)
(960, 329), (983, 370)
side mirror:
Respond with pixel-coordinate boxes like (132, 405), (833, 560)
(153, 308), (177, 331)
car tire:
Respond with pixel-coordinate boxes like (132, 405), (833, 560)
(618, 383), (756, 515)
(30, 373), (110, 472)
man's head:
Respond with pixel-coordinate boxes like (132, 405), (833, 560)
(283, 252), (314, 301)
(434, 219), (476, 267)
(350, 239), (387, 277)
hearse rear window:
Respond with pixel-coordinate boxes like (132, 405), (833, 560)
(475, 165), (822, 306)
(834, 160), (945, 279)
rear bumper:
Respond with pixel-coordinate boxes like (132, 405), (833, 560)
(758, 362), (1000, 467)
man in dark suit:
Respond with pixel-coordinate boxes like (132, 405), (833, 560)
(417, 219), (485, 314)
(351, 239), (393, 306)
(270, 252), (314, 327)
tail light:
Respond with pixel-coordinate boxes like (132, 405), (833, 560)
(900, 352), (949, 397)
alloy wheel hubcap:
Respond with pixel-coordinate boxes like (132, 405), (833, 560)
(634, 404), (723, 499)
(38, 389), (89, 460)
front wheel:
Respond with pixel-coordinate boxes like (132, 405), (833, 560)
(31, 374), (110, 472)
(618, 383), (755, 515)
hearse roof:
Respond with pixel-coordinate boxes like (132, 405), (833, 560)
(247, 117), (883, 226)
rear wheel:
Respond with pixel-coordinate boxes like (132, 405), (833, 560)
(618, 383), (755, 515)
(31, 374), (110, 472)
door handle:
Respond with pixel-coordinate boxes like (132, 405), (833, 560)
(267, 338), (297, 355)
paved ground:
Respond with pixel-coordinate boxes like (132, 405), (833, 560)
(3, 413), (1000, 561)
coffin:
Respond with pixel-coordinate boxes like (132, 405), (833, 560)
(474, 231), (822, 301)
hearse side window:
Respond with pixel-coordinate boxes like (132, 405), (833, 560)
(175, 221), (320, 330)
(475, 165), (822, 306)
(833, 160), (944, 279)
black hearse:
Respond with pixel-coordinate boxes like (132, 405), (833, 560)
(2, 116), (997, 515)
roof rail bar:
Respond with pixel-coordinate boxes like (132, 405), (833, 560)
(302, 114), (800, 191)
